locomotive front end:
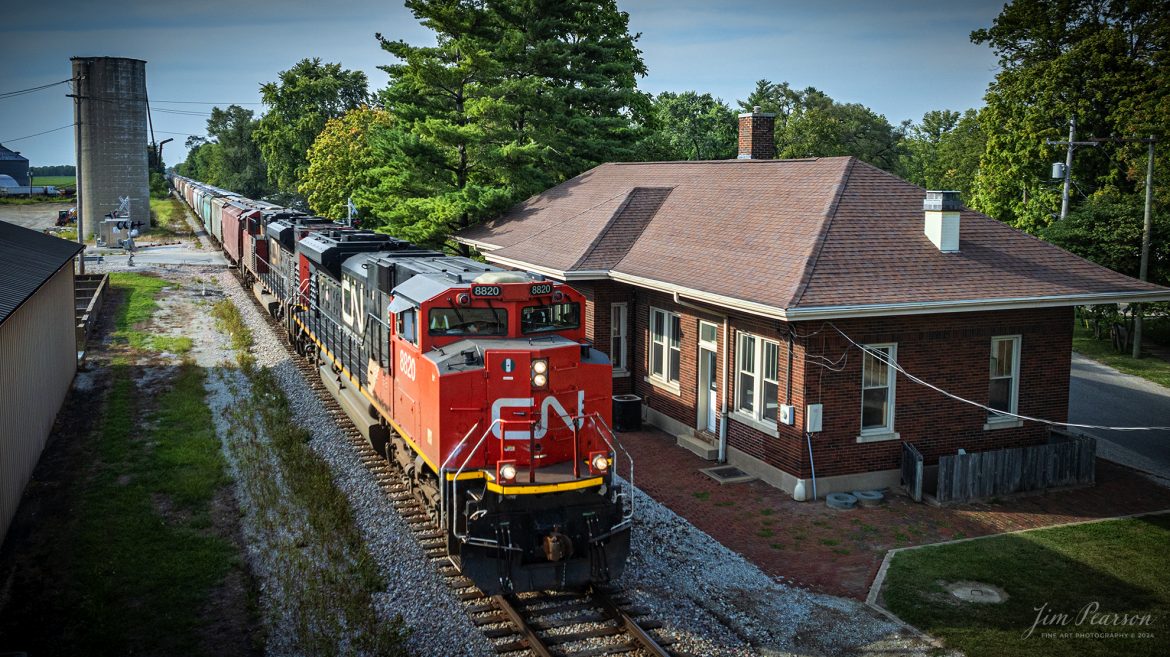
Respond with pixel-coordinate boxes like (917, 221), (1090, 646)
(435, 276), (632, 594)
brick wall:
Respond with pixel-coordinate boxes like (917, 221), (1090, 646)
(563, 277), (1073, 485)
(574, 280), (637, 395)
(796, 307), (1072, 478)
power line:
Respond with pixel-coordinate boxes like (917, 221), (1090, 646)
(0, 78), (74, 100)
(0, 123), (77, 143)
(152, 99), (263, 105)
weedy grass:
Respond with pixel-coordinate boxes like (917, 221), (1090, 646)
(884, 515), (1170, 657)
(214, 297), (409, 655)
(149, 196), (193, 238)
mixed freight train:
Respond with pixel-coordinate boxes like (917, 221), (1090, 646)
(172, 176), (632, 594)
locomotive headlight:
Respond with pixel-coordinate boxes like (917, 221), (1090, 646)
(499, 462), (518, 481)
(531, 359), (549, 389)
(591, 453), (610, 472)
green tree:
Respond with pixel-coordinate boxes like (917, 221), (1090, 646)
(364, 0), (648, 248)
(175, 136), (215, 181)
(253, 59), (369, 196)
(640, 91), (736, 161)
(300, 107), (394, 220)
(1042, 192), (1169, 285)
(205, 105), (270, 198)
(737, 79), (905, 172)
(969, 0), (1168, 232)
(901, 108), (987, 198)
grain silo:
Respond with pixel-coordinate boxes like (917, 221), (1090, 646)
(71, 57), (151, 239)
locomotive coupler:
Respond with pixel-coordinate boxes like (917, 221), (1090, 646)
(542, 528), (574, 562)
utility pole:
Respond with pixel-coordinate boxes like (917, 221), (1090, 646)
(1133, 136), (1156, 359)
(1045, 116), (1099, 221)
(71, 66), (86, 275)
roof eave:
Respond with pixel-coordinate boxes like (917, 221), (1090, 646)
(453, 236), (502, 252)
(483, 252), (609, 281)
(785, 290), (1170, 321)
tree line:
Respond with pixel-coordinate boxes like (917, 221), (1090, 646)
(176, 0), (1168, 284)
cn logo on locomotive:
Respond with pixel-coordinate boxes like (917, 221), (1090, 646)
(490, 391), (586, 440)
(398, 350), (417, 381)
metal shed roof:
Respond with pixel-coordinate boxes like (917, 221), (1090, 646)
(0, 144), (28, 162)
(0, 221), (84, 326)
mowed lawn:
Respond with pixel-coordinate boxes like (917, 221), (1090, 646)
(30, 175), (75, 187)
(883, 514), (1170, 657)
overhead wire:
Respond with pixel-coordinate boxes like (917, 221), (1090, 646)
(1, 123), (78, 143)
(829, 323), (1170, 432)
(0, 78), (75, 100)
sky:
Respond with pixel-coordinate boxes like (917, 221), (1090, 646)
(0, 0), (1005, 168)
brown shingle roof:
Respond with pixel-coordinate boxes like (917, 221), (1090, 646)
(458, 157), (1170, 318)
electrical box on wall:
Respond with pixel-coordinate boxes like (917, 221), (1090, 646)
(779, 404), (795, 426)
(806, 404), (823, 433)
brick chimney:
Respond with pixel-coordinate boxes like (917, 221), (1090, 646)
(737, 106), (775, 160)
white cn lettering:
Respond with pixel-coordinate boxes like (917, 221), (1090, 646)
(398, 350), (417, 381)
(490, 391), (586, 440)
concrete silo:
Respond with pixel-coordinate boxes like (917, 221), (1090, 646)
(71, 57), (151, 240)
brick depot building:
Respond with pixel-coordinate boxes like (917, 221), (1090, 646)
(457, 111), (1170, 498)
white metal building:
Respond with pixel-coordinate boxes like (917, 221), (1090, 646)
(0, 221), (83, 542)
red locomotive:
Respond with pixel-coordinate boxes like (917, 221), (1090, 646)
(171, 175), (632, 594)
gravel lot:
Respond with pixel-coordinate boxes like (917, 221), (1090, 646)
(0, 201), (73, 231)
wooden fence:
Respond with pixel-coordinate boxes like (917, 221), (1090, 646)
(934, 432), (1096, 504)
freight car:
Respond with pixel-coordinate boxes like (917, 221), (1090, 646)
(170, 176), (633, 595)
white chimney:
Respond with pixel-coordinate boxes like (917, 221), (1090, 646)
(924, 190), (961, 252)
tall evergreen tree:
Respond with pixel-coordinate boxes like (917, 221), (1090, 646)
(362, 0), (647, 249)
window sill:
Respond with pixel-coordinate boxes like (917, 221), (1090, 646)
(644, 375), (680, 396)
(984, 417), (1023, 430)
(613, 368), (630, 378)
(729, 411), (779, 438)
(856, 431), (900, 444)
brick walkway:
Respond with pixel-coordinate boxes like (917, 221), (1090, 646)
(617, 426), (1170, 599)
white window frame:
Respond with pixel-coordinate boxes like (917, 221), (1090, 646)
(647, 307), (681, 390)
(987, 335), (1022, 427)
(858, 343), (897, 440)
(610, 302), (629, 377)
(734, 331), (780, 424)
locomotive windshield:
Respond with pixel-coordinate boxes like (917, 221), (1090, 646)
(428, 307), (508, 336)
(521, 302), (580, 334)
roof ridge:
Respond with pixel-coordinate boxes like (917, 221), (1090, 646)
(788, 156), (857, 309)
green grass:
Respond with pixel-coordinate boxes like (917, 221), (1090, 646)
(213, 297), (409, 654)
(110, 272), (181, 352)
(1073, 324), (1170, 389)
(693, 491), (711, 501)
(884, 515), (1170, 657)
(149, 196), (192, 239)
(31, 175), (75, 187)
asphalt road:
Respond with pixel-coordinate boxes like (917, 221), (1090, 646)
(1069, 353), (1170, 481)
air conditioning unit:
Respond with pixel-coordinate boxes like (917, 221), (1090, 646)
(779, 404), (795, 426)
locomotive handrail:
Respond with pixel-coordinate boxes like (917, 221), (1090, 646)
(442, 418), (505, 538)
(580, 412), (635, 525)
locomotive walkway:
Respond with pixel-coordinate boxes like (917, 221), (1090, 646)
(616, 425), (1170, 599)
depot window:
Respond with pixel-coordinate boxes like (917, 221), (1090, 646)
(861, 343), (897, 434)
(736, 333), (780, 422)
(521, 302), (580, 334)
(428, 307), (508, 336)
(649, 307), (681, 384)
(988, 336), (1021, 419)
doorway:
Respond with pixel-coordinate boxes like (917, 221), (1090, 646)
(697, 321), (718, 434)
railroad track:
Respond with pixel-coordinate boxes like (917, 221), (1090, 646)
(226, 266), (676, 657)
